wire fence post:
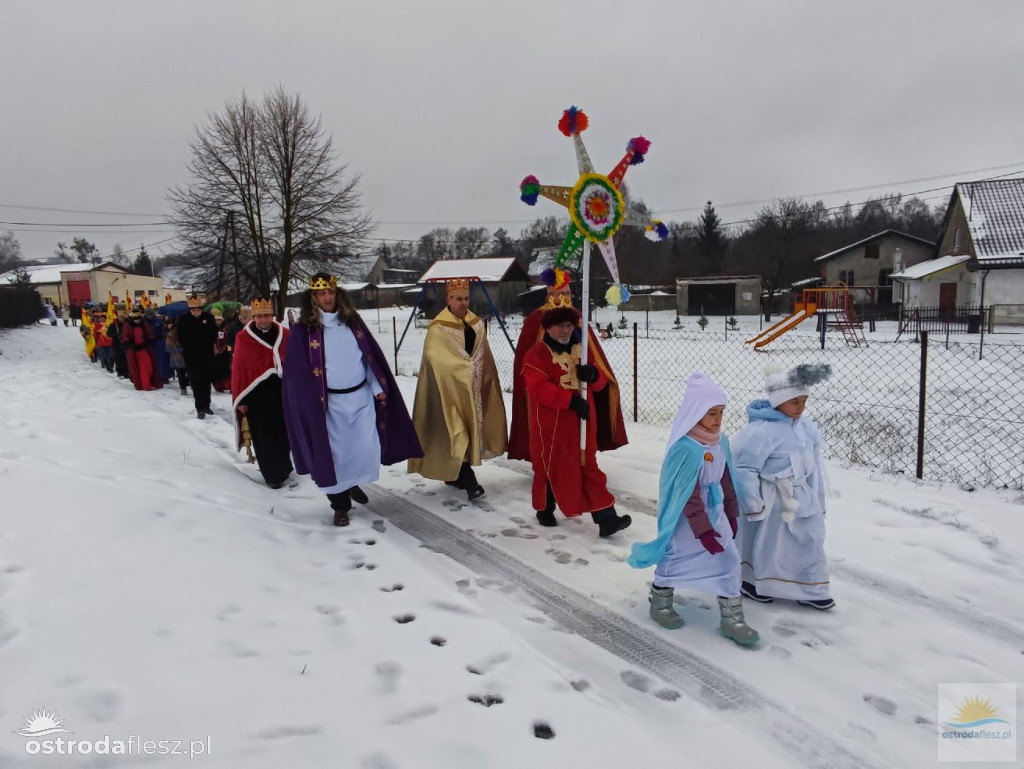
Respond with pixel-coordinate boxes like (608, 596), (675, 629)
(632, 322), (638, 423)
(392, 315), (398, 375)
(916, 330), (928, 480)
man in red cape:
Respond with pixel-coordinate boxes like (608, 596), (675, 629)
(509, 267), (627, 461)
(522, 305), (631, 538)
(121, 306), (163, 391)
(231, 298), (293, 488)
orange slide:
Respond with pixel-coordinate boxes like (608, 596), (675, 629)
(745, 296), (819, 349)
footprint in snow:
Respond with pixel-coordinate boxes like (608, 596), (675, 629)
(375, 661), (402, 694)
(393, 614), (415, 624)
(465, 652), (512, 675)
(533, 721), (555, 739)
(380, 584), (404, 593)
(372, 520), (386, 533)
(430, 636), (447, 647)
(863, 694), (898, 716)
(468, 694), (503, 707)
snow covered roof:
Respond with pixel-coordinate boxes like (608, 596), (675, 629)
(0, 262), (94, 286)
(891, 254), (971, 280)
(341, 282), (370, 292)
(814, 230), (934, 263)
(791, 276), (825, 288)
(955, 178), (1024, 261)
(419, 257), (519, 284)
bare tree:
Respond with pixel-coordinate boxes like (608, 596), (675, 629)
(168, 87), (373, 311)
(451, 226), (490, 259)
(743, 198), (816, 314)
(0, 231), (22, 274)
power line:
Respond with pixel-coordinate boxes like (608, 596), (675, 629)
(2, 160), (1022, 228)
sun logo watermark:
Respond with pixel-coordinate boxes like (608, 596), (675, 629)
(938, 684), (1016, 762)
(14, 709), (72, 738)
(14, 708), (210, 758)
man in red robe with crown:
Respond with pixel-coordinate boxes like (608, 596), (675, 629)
(509, 267), (628, 461)
(231, 298), (293, 488)
(523, 305), (632, 538)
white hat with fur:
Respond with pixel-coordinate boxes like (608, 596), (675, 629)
(765, 363), (832, 407)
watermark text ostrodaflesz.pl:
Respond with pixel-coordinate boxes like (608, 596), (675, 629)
(938, 684), (1016, 763)
(15, 709), (211, 758)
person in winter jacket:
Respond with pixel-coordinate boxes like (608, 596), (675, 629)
(730, 364), (834, 610)
(628, 371), (759, 646)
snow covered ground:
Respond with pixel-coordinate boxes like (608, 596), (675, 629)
(1, 321), (1022, 768)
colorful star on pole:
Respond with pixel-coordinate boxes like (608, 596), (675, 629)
(519, 106), (668, 305)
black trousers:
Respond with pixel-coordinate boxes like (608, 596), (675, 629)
(187, 361), (213, 411)
(112, 346), (129, 378)
(247, 407), (292, 485)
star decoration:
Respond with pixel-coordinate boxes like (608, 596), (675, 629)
(519, 107), (668, 305)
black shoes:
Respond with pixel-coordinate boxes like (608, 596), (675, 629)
(197, 411), (206, 420)
(740, 581), (774, 603)
(348, 486), (368, 505)
(536, 510), (557, 527)
(593, 507), (632, 538)
(798, 598), (836, 610)
(327, 491), (352, 527)
(203, 407), (214, 416)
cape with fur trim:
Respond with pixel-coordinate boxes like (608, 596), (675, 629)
(231, 322), (288, 450)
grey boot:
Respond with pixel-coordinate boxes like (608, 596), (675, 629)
(717, 596), (759, 646)
(648, 586), (684, 629)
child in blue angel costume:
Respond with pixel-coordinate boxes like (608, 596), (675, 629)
(628, 372), (759, 646)
(731, 364), (835, 610)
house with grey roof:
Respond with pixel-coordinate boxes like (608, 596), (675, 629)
(813, 229), (935, 306)
(893, 179), (1024, 324)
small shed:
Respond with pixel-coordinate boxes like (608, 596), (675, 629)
(676, 275), (761, 316)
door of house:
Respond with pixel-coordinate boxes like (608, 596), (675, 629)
(67, 279), (92, 306)
(938, 282), (957, 321)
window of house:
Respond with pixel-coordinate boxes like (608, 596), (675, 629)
(953, 227), (961, 252)
(878, 268), (893, 286)
(838, 270), (855, 286)
(864, 242), (880, 259)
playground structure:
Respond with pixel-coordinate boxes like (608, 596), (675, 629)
(746, 284), (867, 349)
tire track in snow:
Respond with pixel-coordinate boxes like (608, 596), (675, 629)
(364, 485), (892, 769)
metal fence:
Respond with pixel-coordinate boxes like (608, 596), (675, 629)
(378, 316), (1024, 490)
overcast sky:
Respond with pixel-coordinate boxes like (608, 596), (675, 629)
(3, 0), (1023, 263)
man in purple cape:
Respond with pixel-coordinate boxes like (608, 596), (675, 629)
(283, 273), (422, 526)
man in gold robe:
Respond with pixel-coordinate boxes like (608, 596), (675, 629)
(409, 279), (508, 500)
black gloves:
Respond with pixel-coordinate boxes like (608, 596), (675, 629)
(569, 395), (590, 421)
(576, 364), (598, 383)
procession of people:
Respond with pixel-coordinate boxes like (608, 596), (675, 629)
(62, 267), (836, 648)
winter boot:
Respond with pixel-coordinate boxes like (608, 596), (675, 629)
(348, 486), (369, 505)
(648, 585), (684, 629)
(740, 581), (773, 603)
(536, 484), (558, 526)
(593, 507), (632, 538)
(327, 492), (352, 527)
(717, 596), (759, 646)
(458, 462), (484, 500)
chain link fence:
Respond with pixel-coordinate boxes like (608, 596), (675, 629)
(373, 313), (1024, 490)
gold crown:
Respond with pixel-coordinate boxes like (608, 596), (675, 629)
(545, 292), (574, 309)
(187, 296), (204, 309)
(309, 275), (338, 290)
(446, 278), (470, 295)
(250, 298), (274, 314)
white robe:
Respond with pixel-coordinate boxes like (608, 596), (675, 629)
(319, 311), (384, 494)
(654, 442), (741, 597)
(730, 405), (831, 601)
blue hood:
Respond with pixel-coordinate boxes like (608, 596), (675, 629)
(745, 398), (793, 423)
